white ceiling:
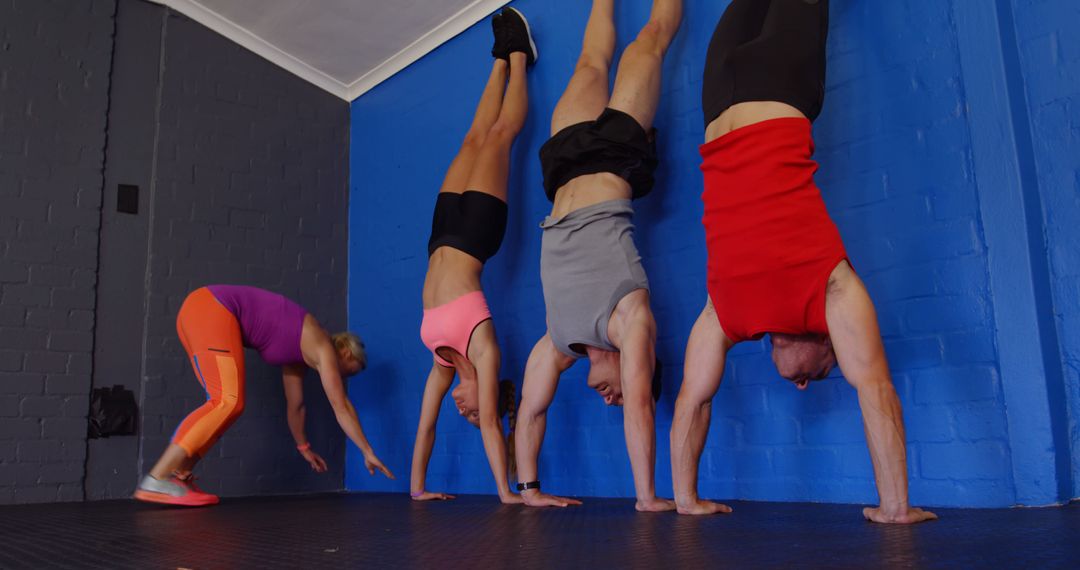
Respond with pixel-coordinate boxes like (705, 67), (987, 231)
(155, 0), (509, 101)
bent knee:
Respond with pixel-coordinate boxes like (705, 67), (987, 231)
(573, 56), (609, 81)
(218, 396), (244, 419)
(461, 129), (488, 152)
(633, 21), (672, 54)
(578, 46), (613, 71)
(485, 120), (521, 146)
(624, 38), (664, 68)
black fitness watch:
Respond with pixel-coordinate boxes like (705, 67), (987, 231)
(516, 480), (540, 492)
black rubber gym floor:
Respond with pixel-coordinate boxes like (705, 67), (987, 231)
(0, 493), (1077, 569)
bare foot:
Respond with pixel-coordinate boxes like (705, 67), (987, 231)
(635, 497), (677, 512)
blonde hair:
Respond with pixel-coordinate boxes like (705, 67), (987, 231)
(332, 332), (366, 372)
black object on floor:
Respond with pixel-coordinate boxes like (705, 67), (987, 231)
(0, 493), (1077, 568)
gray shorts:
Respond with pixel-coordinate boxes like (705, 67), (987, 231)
(540, 199), (649, 358)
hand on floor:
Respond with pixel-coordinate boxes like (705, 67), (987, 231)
(635, 497), (677, 512)
(499, 492), (524, 505)
(863, 506), (938, 524)
(675, 499), (733, 516)
(522, 492), (583, 508)
(412, 491), (455, 501)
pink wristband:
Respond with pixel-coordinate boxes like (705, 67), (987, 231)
(296, 442), (311, 451)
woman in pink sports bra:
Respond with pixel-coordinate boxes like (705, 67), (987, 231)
(410, 7), (536, 504)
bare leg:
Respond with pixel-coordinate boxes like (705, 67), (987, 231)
(464, 52), (529, 201)
(550, 0), (616, 134)
(824, 261), (936, 524)
(671, 299), (733, 515)
(439, 59), (510, 195)
(149, 444), (189, 480)
(176, 453), (200, 477)
(608, 0), (683, 131)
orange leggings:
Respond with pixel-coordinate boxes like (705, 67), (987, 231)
(171, 288), (246, 458)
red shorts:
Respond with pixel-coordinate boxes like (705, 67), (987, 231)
(700, 117), (848, 343)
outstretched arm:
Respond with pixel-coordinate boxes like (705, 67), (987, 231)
(516, 334), (581, 508)
(825, 262), (935, 524)
(614, 295), (673, 512)
(311, 340), (394, 480)
(468, 322), (519, 503)
(671, 299), (733, 515)
(409, 362), (456, 500)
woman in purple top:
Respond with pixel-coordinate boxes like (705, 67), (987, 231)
(134, 285), (393, 507)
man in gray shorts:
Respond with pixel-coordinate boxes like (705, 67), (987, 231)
(514, 0), (681, 512)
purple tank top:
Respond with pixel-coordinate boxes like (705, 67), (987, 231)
(207, 285), (307, 366)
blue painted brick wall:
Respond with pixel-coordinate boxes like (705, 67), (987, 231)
(347, 0), (1025, 506)
(1010, 0), (1080, 498)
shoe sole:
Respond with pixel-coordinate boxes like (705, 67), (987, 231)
(503, 6), (538, 64)
(133, 489), (219, 507)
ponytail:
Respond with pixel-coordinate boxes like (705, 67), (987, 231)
(498, 379), (518, 479)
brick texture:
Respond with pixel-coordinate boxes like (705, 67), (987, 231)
(345, 0), (1036, 507)
(135, 10), (350, 498)
(0, 0), (349, 505)
(0, 0), (115, 504)
(1010, 0), (1080, 499)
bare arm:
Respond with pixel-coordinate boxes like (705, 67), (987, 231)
(516, 334), (581, 508)
(283, 365), (309, 446)
(283, 365), (327, 472)
(614, 300), (672, 511)
(302, 320), (393, 480)
(825, 262), (934, 523)
(671, 300), (732, 515)
(468, 323), (518, 503)
(853, 378), (914, 515)
(409, 362), (455, 499)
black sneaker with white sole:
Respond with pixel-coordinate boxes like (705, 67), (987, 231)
(490, 10), (505, 60)
(492, 6), (538, 65)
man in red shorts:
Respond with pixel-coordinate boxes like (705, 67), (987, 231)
(669, 0), (937, 524)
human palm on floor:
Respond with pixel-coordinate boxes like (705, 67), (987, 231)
(669, 0), (936, 524)
(515, 0), (681, 512)
(409, 7), (537, 504)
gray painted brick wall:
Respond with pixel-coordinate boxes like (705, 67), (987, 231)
(0, 0), (350, 504)
(85, 0), (162, 500)
(135, 9), (351, 498)
(0, 0), (116, 505)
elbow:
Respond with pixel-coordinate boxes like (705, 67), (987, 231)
(328, 394), (353, 415)
(624, 393), (654, 415)
(518, 403), (544, 426)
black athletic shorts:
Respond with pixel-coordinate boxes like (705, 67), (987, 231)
(427, 190), (508, 263)
(702, 0), (829, 127)
(539, 108), (658, 202)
